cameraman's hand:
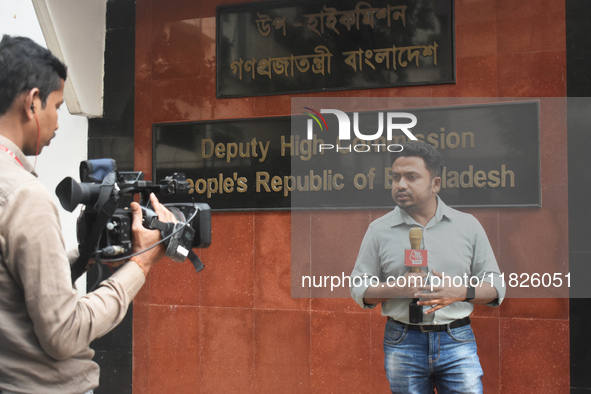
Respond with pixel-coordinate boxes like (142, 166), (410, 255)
(129, 193), (177, 277)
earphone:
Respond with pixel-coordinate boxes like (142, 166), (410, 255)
(30, 102), (40, 171)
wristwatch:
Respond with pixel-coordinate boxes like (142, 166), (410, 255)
(465, 284), (475, 302)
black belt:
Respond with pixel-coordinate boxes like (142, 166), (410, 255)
(388, 316), (471, 332)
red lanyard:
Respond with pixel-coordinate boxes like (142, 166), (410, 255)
(0, 144), (24, 168)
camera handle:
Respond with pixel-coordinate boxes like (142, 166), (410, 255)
(142, 208), (204, 273)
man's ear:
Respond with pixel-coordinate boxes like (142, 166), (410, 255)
(24, 88), (40, 118)
(432, 176), (441, 194)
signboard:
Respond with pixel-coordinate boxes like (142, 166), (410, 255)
(216, 0), (455, 97)
(153, 101), (540, 211)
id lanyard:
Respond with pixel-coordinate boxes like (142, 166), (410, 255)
(0, 144), (25, 168)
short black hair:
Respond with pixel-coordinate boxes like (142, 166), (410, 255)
(390, 141), (444, 178)
(0, 35), (67, 116)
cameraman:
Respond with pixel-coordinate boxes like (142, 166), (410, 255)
(0, 35), (174, 394)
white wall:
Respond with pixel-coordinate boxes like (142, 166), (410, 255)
(32, 0), (106, 117)
(1, 2), (89, 289)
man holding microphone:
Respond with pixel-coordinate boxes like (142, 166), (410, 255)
(350, 141), (505, 394)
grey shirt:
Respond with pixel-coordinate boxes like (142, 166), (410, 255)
(0, 135), (146, 394)
(350, 196), (505, 325)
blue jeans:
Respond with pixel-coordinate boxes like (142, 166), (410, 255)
(383, 319), (483, 394)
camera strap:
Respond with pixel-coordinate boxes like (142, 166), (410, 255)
(71, 195), (120, 283)
(187, 249), (204, 272)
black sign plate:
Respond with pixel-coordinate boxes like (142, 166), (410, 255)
(153, 101), (540, 211)
(216, 0), (455, 97)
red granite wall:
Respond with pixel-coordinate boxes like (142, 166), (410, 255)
(133, 0), (569, 392)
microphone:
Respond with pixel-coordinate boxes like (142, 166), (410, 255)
(406, 227), (427, 323)
(409, 227), (423, 271)
(405, 227), (428, 270)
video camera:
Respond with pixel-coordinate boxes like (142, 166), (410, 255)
(56, 159), (211, 282)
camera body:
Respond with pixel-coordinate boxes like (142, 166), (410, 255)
(56, 159), (211, 281)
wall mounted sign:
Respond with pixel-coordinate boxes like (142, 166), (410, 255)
(216, 0), (455, 97)
(153, 101), (540, 211)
